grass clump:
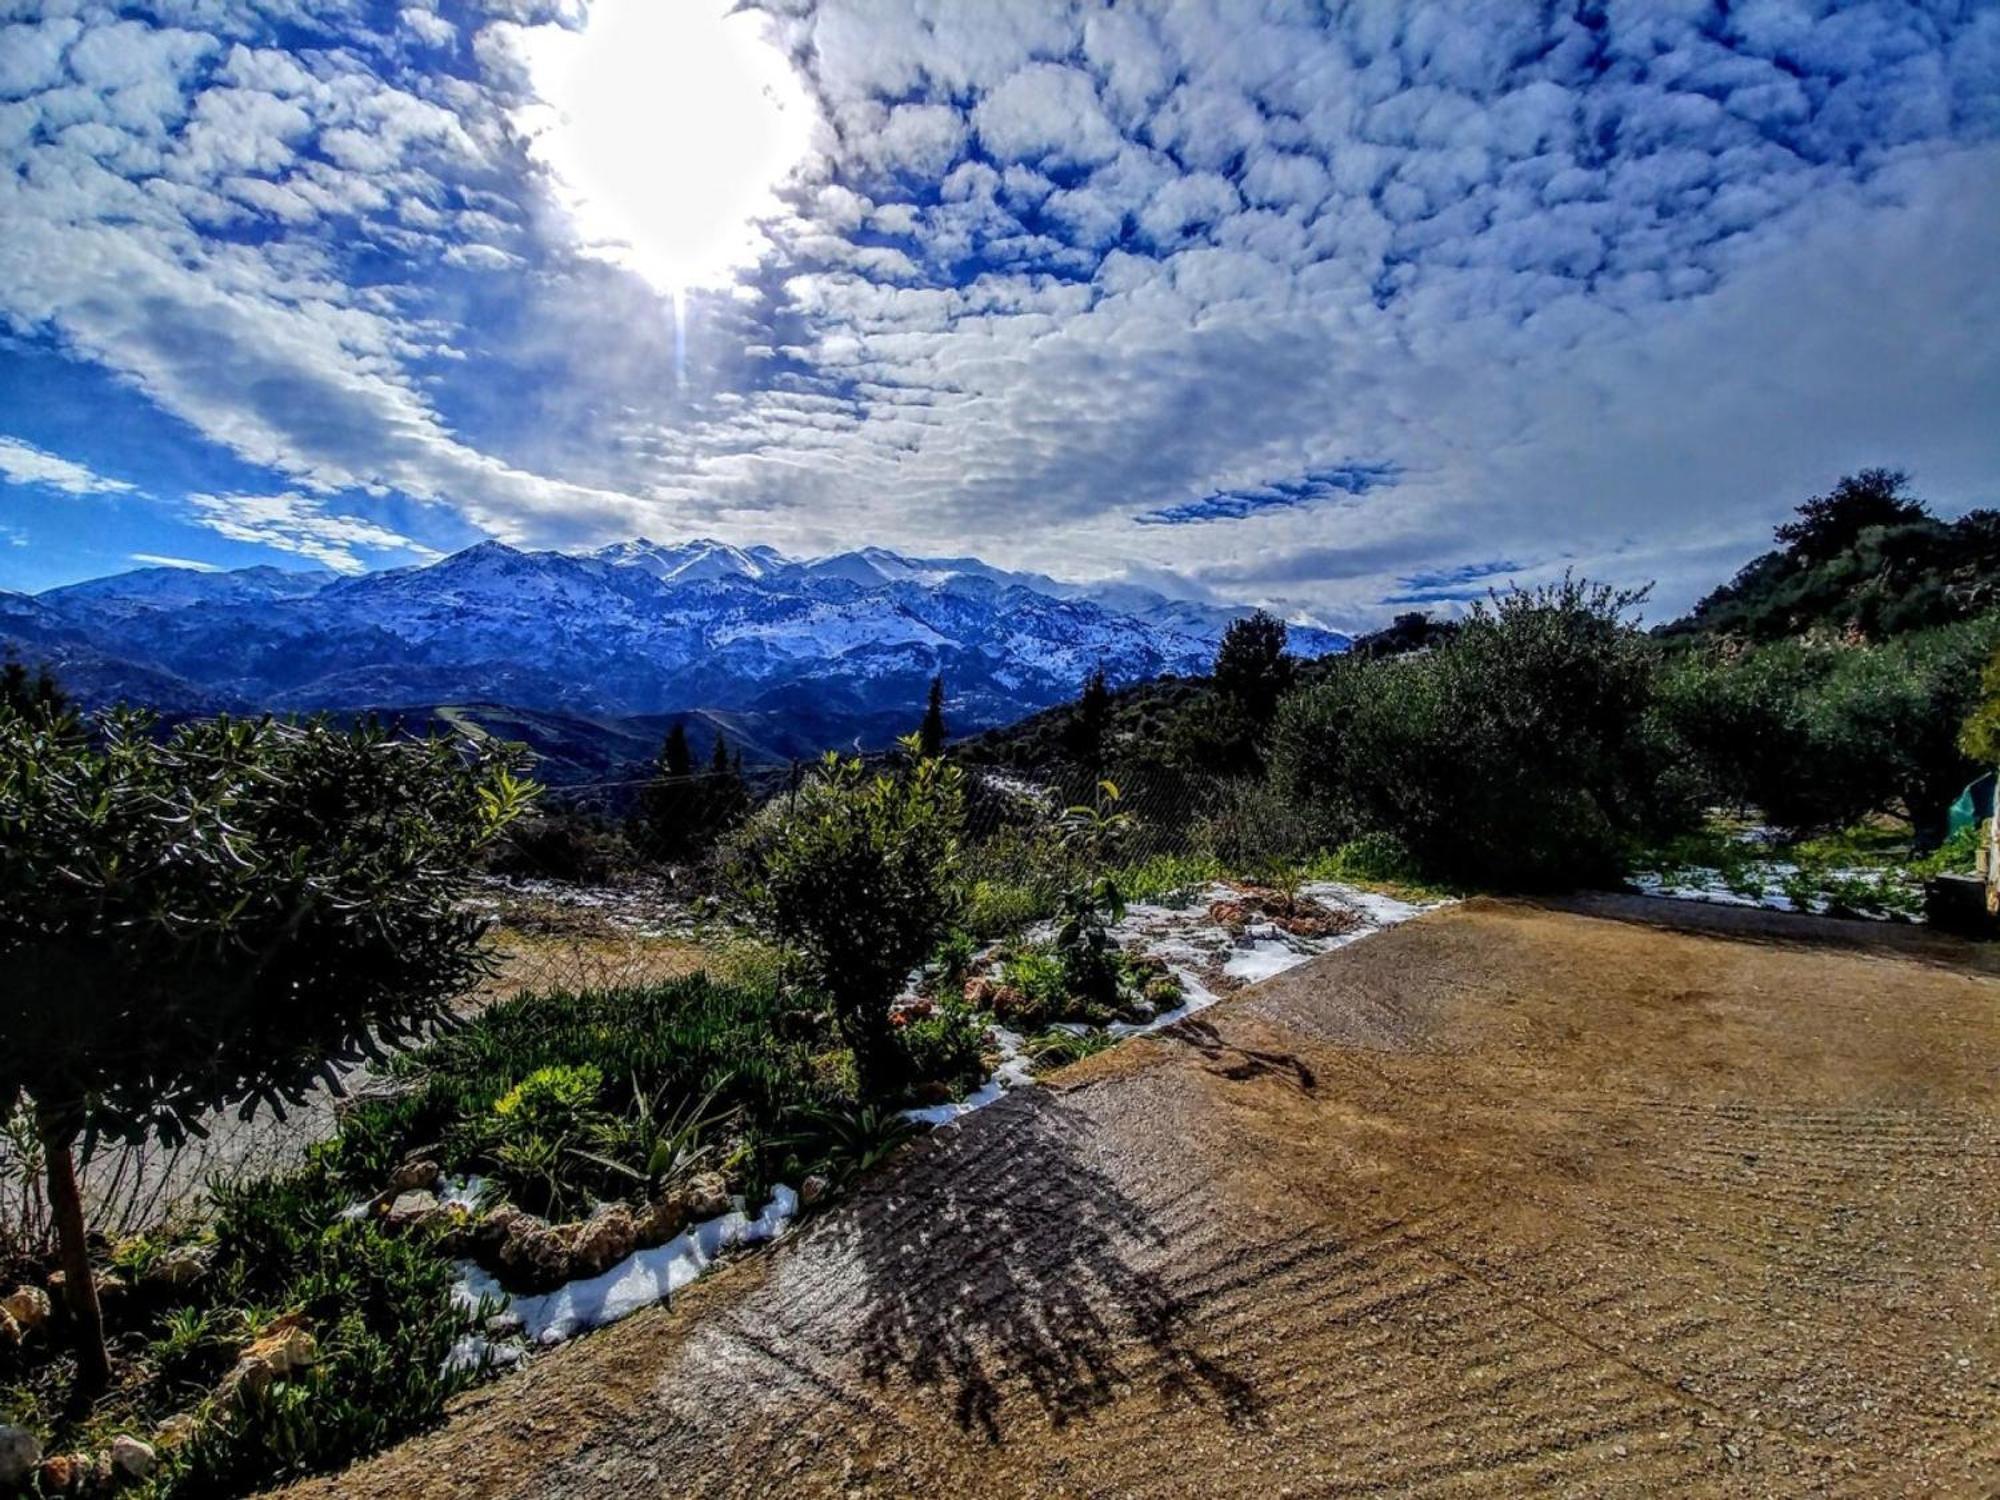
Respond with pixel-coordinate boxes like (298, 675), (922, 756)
(0, 1156), (481, 1499)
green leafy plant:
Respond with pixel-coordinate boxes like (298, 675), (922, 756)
(997, 947), (1069, 1029)
(924, 928), (979, 995)
(1050, 780), (1132, 1009)
(780, 1101), (922, 1184)
(732, 737), (966, 1098)
(575, 1078), (735, 1202)
(895, 1003), (990, 1095)
(0, 705), (533, 1393)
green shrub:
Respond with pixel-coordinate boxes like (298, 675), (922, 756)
(1963, 646), (2000, 765)
(731, 741), (965, 1098)
(170, 1166), (481, 1496)
(1658, 615), (2000, 842)
(923, 928), (979, 994)
(473, 1063), (610, 1219)
(964, 878), (1050, 937)
(1114, 851), (1223, 904)
(998, 948), (1069, 1029)
(896, 1003), (990, 1095)
(1313, 832), (1422, 886)
(1272, 577), (1686, 889)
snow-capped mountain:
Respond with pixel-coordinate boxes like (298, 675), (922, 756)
(3, 540), (1347, 764)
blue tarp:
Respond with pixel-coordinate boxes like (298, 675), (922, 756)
(1948, 770), (1996, 835)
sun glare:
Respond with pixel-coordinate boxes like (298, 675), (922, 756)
(515, 0), (814, 297)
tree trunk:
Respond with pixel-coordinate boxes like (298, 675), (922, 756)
(839, 1006), (904, 1102)
(38, 1111), (110, 1395)
(1908, 783), (1956, 854)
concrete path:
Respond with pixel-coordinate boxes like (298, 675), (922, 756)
(285, 895), (2000, 1497)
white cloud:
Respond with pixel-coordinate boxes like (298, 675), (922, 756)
(185, 492), (438, 574)
(0, 435), (135, 495)
(2, 0), (1996, 623)
(129, 552), (220, 570)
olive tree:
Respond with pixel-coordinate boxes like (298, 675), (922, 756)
(736, 737), (964, 1099)
(0, 706), (534, 1391)
(1271, 577), (1678, 888)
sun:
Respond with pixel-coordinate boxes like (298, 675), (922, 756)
(512, 0), (815, 298)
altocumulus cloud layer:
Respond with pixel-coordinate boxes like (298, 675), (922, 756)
(0, 0), (1996, 623)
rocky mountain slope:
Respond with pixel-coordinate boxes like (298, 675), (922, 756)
(3, 540), (1346, 765)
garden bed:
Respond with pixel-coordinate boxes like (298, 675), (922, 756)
(0, 971), (951, 1498)
(902, 877), (1441, 1125)
(1628, 818), (1987, 924)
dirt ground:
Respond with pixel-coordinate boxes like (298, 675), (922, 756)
(282, 895), (2000, 1498)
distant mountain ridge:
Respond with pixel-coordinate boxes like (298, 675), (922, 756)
(2, 539), (1347, 770)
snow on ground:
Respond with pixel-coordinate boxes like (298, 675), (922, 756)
(909, 879), (1445, 1127)
(444, 1186), (799, 1372)
(1628, 865), (1921, 921)
(434, 876), (1442, 1369)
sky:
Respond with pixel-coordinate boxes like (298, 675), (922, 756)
(0, 0), (1996, 630)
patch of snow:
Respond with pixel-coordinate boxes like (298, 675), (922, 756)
(445, 1186), (799, 1372)
(1223, 938), (1311, 984)
(914, 879), (1448, 1125)
(1629, 864), (1919, 922)
(902, 1027), (1035, 1127)
(439, 1175), (491, 1213)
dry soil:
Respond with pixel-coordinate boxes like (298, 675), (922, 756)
(281, 894), (2000, 1498)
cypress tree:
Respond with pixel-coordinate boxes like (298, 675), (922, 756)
(918, 675), (946, 758)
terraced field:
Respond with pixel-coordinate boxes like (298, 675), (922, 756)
(282, 894), (2000, 1498)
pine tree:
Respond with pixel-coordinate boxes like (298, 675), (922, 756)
(918, 675), (946, 758)
(1213, 611), (1294, 725)
(705, 732), (750, 839)
(634, 723), (696, 862)
(1064, 667), (1112, 769)
(660, 723), (693, 779)
(1, 658), (68, 721)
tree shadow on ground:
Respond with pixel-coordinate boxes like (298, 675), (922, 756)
(843, 1090), (1261, 1445)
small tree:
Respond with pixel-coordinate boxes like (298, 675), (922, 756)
(1213, 611), (1294, 725)
(634, 723), (696, 862)
(1775, 468), (1927, 563)
(704, 732), (751, 842)
(918, 675), (946, 760)
(2, 658), (68, 720)
(1052, 780), (1132, 1008)
(1063, 668), (1112, 770)
(737, 737), (964, 1098)
(0, 707), (534, 1392)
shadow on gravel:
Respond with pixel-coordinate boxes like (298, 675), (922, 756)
(847, 1093), (1261, 1445)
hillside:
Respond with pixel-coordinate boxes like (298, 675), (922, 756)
(958, 612), (1446, 774)
(1664, 470), (2000, 642)
(0, 540), (1346, 771)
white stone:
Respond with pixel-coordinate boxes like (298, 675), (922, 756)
(109, 1435), (156, 1482)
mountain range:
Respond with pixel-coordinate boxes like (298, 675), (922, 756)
(1, 539), (1347, 778)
